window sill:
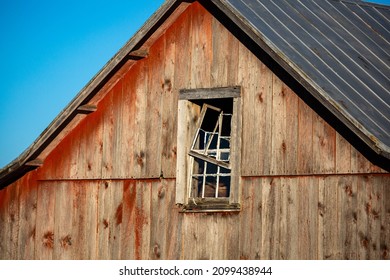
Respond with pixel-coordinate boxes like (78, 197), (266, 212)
(179, 198), (240, 213)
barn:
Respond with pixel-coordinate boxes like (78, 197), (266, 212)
(0, 0), (389, 260)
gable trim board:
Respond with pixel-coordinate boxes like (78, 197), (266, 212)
(0, 0), (389, 188)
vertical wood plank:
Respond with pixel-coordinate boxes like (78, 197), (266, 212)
(35, 182), (56, 260)
(96, 180), (111, 259)
(161, 27), (178, 178)
(357, 175), (368, 259)
(211, 17), (228, 87)
(225, 212), (240, 259)
(165, 179), (182, 259)
(261, 177), (280, 259)
(367, 176), (382, 259)
(0, 184), (11, 259)
(239, 43), (256, 175)
(146, 37), (164, 178)
(271, 74), (286, 175)
(134, 61), (149, 178)
(180, 214), (197, 259)
(122, 66), (138, 179)
(121, 180), (136, 259)
(297, 98), (313, 174)
(335, 132), (351, 173)
(284, 85), (298, 175)
(101, 87), (114, 179)
(111, 80), (126, 178)
(239, 45), (272, 176)
(84, 181), (98, 259)
(0, 188), (6, 259)
(17, 174), (38, 259)
(210, 16), (239, 87)
(108, 181), (123, 259)
(8, 180), (20, 259)
(338, 176), (357, 259)
(53, 182), (73, 260)
(279, 177), (287, 260)
(136, 181), (151, 259)
(149, 180), (168, 260)
(298, 177), (310, 259)
(312, 115), (336, 174)
(70, 182), (88, 259)
(190, 2), (212, 88)
(239, 178), (255, 259)
(298, 176), (319, 260)
(174, 3), (192, 91)
(380, 176), (390, 260)
(289, 178), (300, 259)
(317, 176), (325, 259)
(323, 176), (339, 259)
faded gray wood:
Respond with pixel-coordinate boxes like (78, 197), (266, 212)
(180, 86), (241, 100)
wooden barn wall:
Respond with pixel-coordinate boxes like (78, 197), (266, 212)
(0, 2), (389, 260)
(0, 174), (389, 259)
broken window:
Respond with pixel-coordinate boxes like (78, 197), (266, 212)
(189, 103), (232, 199)
(176, 87), (242, 212)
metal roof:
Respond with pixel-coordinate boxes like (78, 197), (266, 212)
(215, 0), (390, 158)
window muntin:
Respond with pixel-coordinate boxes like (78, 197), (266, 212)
(189, 103), (232, 198)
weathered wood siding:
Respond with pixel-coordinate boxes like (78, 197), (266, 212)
(0, 2), (389, 259)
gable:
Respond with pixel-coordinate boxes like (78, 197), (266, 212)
(22, 1), (387, 184)
(0, 0), (389, 188)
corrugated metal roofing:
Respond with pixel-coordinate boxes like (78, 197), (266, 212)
(219, 0), (390, 157)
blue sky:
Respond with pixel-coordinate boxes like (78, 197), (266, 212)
(0, 0), (389, 168)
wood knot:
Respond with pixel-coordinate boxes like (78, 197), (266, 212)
(153, 244), (161, 258)
(60, 235), (72, 249)
(258, 92), (264, 103)
(103, 219), (109, 229)
(361, 237), (369, 249)
(43, 231), (54, 249)
(281, 141), (287, 152)
(136, 152), (145, 167)
(318, 202), (325, 217)
(158, 187), (165, 199)
(344, 185), (353, 197)
(163, 79), (172, 91)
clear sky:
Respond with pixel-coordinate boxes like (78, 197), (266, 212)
(0, 0), (389, 168)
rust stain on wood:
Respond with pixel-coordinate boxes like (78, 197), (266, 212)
(135, 206), (148, 260)
(115, 203), (123, 226)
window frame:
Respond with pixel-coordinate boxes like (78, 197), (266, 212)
(175, 87), (242, 212)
